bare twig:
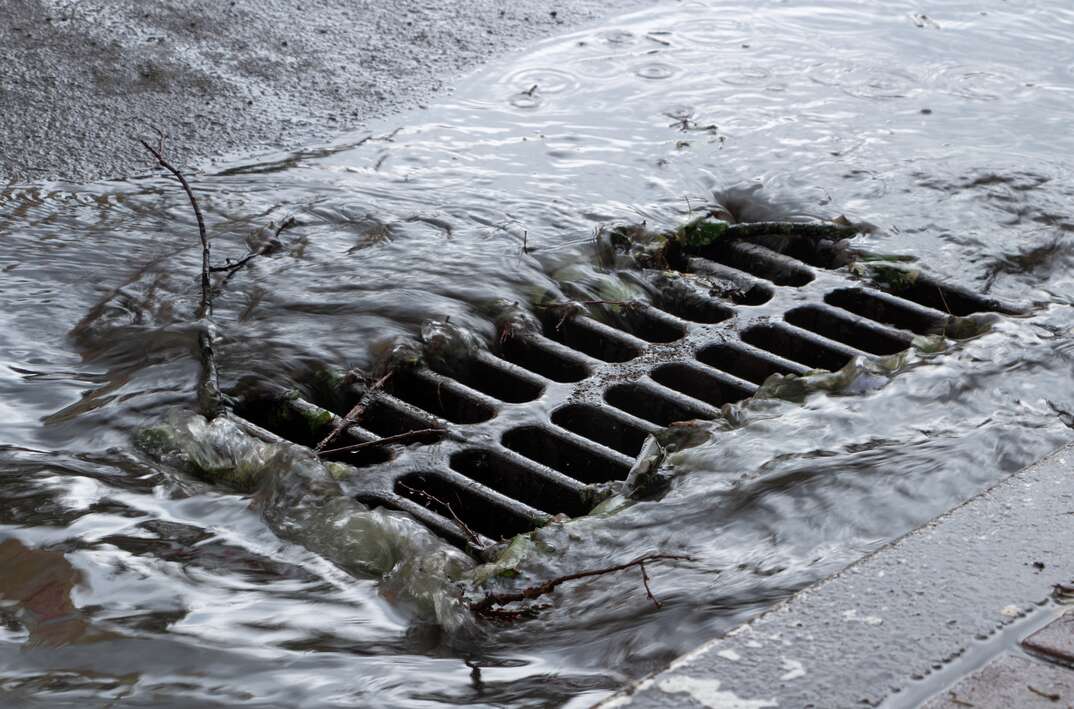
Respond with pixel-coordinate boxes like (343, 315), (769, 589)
(535, 299), (638, 309)
(138, 136), (223, 418)
(210, 216), (297, 279)
(469, 553), (692, 617)
(139, 138), (211, 319)
(398, 481), (483, 549)
(947, 691), (974, 707)
(1026, 685), (1060, 702)
(639, 560), (661, 608)
(316, 428), (444, 456)
(536, 299), (641, 330)
(315, 371), (393, 453)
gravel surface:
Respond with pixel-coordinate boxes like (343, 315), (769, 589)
(0, 0), (643, 183)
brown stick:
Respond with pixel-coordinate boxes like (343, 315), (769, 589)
(537, 299), (641, 331)
(469, 553), (691, 616)
(316, 428), (444, 456)
(138, 136), (223, 419)
(139, 139), (211, 319)
(211, 216), (297, 278)
(1026, 685), (1060, 702)
(639, 560), (662, 608)
(535, 299), (639, 309)
(314, 371), (393, 453)
(397, 481), (483, 549)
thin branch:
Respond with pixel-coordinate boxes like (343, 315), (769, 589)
(138, 138), (212, 319)
(535, 299), (639, 309)
(536, 299), (642, 330)
(946, 692), (973, 707)
(639, 560), (661, 609)
(398, 481), (483, 549)
(316, 428), (444, 456)
(469, 553), (692, 617)
(1027, 685), (1060, 702)
(210, 216), (297, 278)
(138, 136), (223, 419)
(314, 371), (393, 452)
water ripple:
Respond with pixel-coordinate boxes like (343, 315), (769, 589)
(4, 0), (1074, 706)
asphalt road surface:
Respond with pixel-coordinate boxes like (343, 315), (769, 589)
(0, 0), (642, 183)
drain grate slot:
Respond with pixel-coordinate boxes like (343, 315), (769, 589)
(605, 382), (716, 426)
(501, 426), (632, 483)
(611, 305), (688, 343)
(741, 324), (856, 371)
(331, 395), (436, 438)
(498, 335), (590, 383)
(387, 369), (496, 424)
(784, 305), (912, 356)
(551, 403), (654, 457)
(825, 288), (948, 335)
(235, 394), (395, 466)
(395, 472), (543, 541)
(654, 288), (737, 323)
(545, 315), (643, 363)
(694, 241), (814, 287)
(430, 352), (544, 404)
(749, 233), (844, 270)
(869, 269), (1005, 316)
(685, 257), (775, 306)
(696, 342), (806, 384)
(650, 362), (755, 408)
(449, 449), (590, 517)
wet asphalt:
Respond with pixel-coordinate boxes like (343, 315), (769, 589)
(0, 0), (642, 183)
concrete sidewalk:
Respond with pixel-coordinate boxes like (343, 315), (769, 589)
(921, 613), (1074, 708)
(603, 444), (1074, 708)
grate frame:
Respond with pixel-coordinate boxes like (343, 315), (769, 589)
(233, 233), (1023, 553)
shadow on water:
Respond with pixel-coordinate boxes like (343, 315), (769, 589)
(3, 0), (1074, 705)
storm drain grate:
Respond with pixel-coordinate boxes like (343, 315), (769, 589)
(234, 231), (1021, 553)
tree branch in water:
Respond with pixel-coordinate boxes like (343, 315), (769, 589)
(316, 428), (445, 456)
(314, 371), (393, 453)
(138, 136), (223, 419)
(211, 215), (297, 282)
(469, 553), (692, 619)
(397, 481), (484, 550)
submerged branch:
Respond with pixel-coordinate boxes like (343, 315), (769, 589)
(536, 299), (642, 331)
(315, 371), (393, 453)
(398, 481), (484, 550)
(316, 428), (444, 456)
(469, 553), (692, 618)
(211, 216), (297, 280)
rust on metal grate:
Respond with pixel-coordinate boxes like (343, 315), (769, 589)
(233, 228), (1022, 554)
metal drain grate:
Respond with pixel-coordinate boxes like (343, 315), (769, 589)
(233, 231), (1021, 553)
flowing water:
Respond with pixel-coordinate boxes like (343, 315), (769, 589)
(3, 0), (1074, 706)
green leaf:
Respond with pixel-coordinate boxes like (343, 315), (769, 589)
(678, 218), (728, 247)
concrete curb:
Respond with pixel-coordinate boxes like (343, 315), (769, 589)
(603, 443), (1074, 708)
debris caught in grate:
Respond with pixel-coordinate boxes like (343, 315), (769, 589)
(232, 222), (1022, 554)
